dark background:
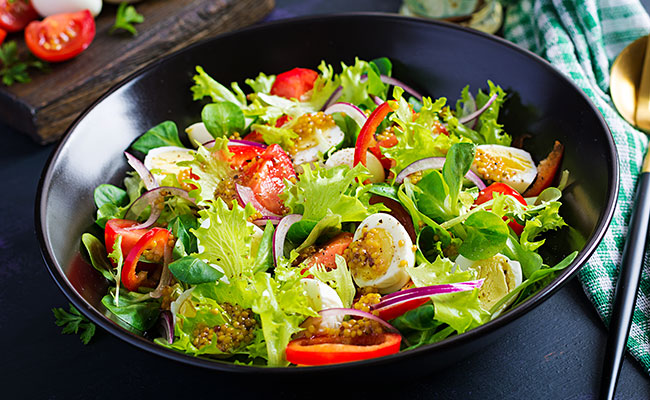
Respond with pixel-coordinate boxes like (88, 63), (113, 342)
(2, 0), (650, 398)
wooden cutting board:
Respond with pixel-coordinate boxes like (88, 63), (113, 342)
(0, 0), (275, 144)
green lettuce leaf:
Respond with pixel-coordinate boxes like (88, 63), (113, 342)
(201, 101), (245, 138)
(191, 199), (257, 279)
(406, 257), (488, 333)
(191, 66), (246, 107)
(245, 72), (275, 94)
(131, 121), (184, 154)
(282, 163), (386, 222)
(178, 138), (233, 205)
(311, 254), (355, 308)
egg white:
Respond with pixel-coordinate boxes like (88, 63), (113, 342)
(325, 147), (385, 183)
(32, 0), (102, 17)
(292, 124), (345, 166)
(143, 146), (194, 178)
(455, 253), (523, 315)
(471, 144), (537, 193)
(185, 122), (214, 147)
(349, 213), (414, 294)
(301, 278), (344, 330)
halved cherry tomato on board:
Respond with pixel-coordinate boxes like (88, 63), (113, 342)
(240, 144), (296, 215)
(270, 68), (318, 100)
(24, 10), (95, 62)
(285, 333), (401, 366)
(475, 182), (526, 235)
(0, 27), (6, 45)
(0, 0), (38, 33)
(122, 228), (171, 292)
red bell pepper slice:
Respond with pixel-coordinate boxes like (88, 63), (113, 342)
(285, 333), (401, 366)
(353, 101), (394, 167)
(475, 182), (527, 235)
(121, 228), (171, 292)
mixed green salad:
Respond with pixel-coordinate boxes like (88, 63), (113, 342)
(81, 57), (575, 367)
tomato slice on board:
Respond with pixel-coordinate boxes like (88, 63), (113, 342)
(270, 68), (319, 100)
(240, 144), (296, 215)
(285, 333), (402, 366)
(24, 10), (95, 62)
(122, 228), (171, 292)
(105, 219), (165, 262)
(475, 182), (527, 235)
(0, 0), (38, 33)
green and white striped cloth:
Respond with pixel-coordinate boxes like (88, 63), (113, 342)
(503, 0), (650, 373)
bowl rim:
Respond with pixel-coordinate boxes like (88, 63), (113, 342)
(35, 12), (619, 374)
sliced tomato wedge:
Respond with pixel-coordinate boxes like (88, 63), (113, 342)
(522, 141), (564, 197)
(286, 333), (401, 366)
(270, 68), (319, 100)
(240, 144), (296, 215)
(0, 0), (38, 33)
(24, 10), (95, 62)
(228, 144), (266, 170)
(105, 219), (154, 260)
(304, 232), (353, 270)
(475, 182), (527, 235)
(122, 228), (171, 292)
(375, 298), (430, 321)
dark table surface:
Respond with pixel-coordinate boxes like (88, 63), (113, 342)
(3, 0), (650, 398)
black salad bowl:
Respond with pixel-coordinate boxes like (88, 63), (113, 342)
(36, 13), (618, 378)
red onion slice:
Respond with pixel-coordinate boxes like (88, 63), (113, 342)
(273, 214), (302, 266)
(318, 308), (400, 334)
(458, 93), (498, 127)
(321, 86), (343, 110)
(125, 186), (195, 229)
(124, 152), (157, 190)
(235, 184), (281, 218)
(372, 95), (384, 106)
(157, 311), (174, 345)
(324, 102), (368, 128)
(203, 139), (267, 149)
(150, 238), (174, 299)
(395, 157), (486, 190)
(372, 279), (485, 310)
(360, 74), (424, 101)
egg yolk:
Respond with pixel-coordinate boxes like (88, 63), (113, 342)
(474, 255), (517, 310)
(344, 227), (395, 281)
(473, 148), (533, 182)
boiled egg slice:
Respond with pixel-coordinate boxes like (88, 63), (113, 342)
(185, 122), (214, 147)
(143, 146), (194, 180)
(290, 112), (344, 166)
(346, 213), (415, 294)
(471, 144), (537, 193)
(325, 147), (385, 183)
(32, 0), (103, 17)
(455, 253), (523, 316)
(301, 278), (345, 330)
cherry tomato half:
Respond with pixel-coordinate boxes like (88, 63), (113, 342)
(270, 68), (319, 100)
(240, 144), (296, 215)
(105, 219), (165, 262)
(0, 0), (38, 33)
(24, 10), (95, 62)
(475, 182), (527, 235)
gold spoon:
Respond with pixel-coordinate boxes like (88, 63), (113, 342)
(611, 34), (650, 130)
(602, 34), (650, 400)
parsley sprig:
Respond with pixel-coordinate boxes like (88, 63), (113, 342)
(52, 304), (97, 345)
(110, 2), (145, 36)
(0, 41), (48, 86)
